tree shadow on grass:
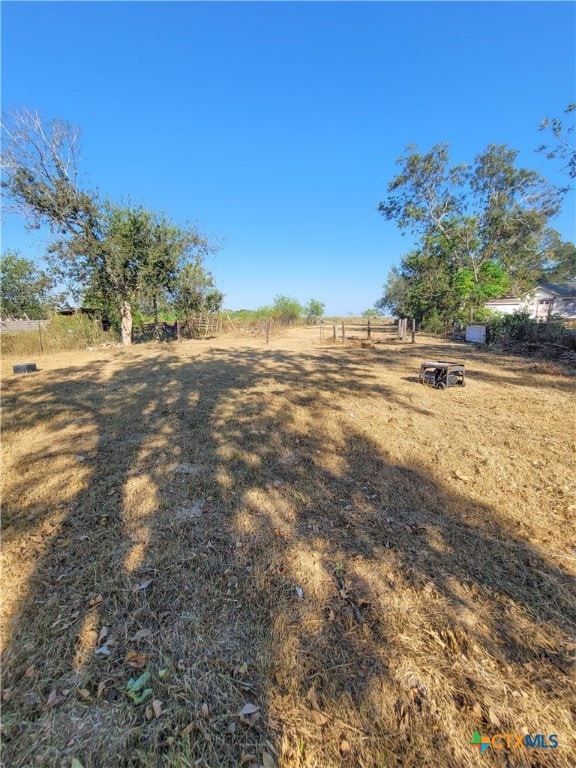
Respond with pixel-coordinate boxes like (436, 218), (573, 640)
(1, 342), (575, 767)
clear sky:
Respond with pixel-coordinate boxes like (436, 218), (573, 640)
(1, 1), (575, 316)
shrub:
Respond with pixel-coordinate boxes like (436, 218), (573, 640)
(1, 314), (115, 356)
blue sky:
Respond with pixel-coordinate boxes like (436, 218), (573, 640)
(2, 1), (575, 315)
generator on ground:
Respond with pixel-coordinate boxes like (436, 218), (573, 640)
(419, 361), (466, 390)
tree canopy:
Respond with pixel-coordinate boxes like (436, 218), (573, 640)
(537, 102), (576, 184)
(1, 108), (221, 343)
(376, 143), (565, 326)
(0, 250), (62, 319)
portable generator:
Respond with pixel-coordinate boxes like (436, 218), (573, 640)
(419, 361), (466, 390)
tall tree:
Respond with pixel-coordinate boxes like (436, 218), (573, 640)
(1, 109), (219, 343)
(1, 108), (99, 238)
(377, 143), (562, 323)
(379, 143), (561, 296)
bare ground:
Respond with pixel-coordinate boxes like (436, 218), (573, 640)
(1, 327), (575, 768)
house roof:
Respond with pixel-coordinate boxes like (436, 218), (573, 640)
(538, 282), (576, 297)
(485, 298), (521, 305)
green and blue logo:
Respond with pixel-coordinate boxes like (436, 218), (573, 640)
(469, 731), (559, 753)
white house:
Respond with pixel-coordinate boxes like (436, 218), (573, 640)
(485, 283), (576, 320)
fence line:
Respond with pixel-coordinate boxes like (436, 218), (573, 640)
(0, 319), (49, 333)
(320, 320), (415, 343)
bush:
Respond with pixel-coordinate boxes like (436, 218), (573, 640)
(487, 311), (576, 350)
(269, 295), (303, 325)
(1, 314), (115, 356)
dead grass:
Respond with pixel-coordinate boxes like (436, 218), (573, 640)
(1, 328), (575, 768)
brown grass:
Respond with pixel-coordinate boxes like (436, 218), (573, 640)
(1, 327), (575, 768)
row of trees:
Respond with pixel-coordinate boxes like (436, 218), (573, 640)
(375, 106), (576, 328)
(1, 109), (222, 343)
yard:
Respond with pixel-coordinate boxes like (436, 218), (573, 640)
(1, 327), (575, 768)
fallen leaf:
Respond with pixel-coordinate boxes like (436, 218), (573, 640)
(145, 704), (153, 719)
(180, 722), (197, 738)
(310, 709), (329, 726)
(339, 739), (351, 756)
(98, 626), (108, 644)
(488, 707), (500, 726)
(89, 594), (103, 607)
(129, 629), (152, 642)
(24, 665), (35, 678)
(306, 686), (321, 711)
(132, 579), (153, 592)
(262, 752), (277, 768)
(423, 581), (435, 593)
(152, 699), (162, 718)
(71, 759), (85, 768)
(125, 650), (148, 668)
(125, 672), (153, 704)
(295, 586), (304, 599)
(242, 711), (260, 727)
(234, 662), (248, 677)
(201, 702), (209, 719)
(239, 702), (260, 717)
(78, 688), (91, 700)
(472, 702), (482, 719)
(95, 645), (110, 656)
(240, 755), (256, 766)
(158, 667), (169, 679)
(45, 688), (58, 708)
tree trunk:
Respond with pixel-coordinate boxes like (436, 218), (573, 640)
(121, 300), (133, 345)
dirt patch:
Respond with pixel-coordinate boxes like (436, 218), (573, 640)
(1, 328), (575, 767)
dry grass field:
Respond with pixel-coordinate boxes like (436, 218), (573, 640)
(1, 327), (575, 768)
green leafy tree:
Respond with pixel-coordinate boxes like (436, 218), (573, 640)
(539, 229), (576, 282)
(361, 307), (384, 318)
(0, 250), (61, 318)
(173, 260), (223, 319)
(377, 143), (562, 324)
(1, 109), (220, 343)
(379, 143), (561, 294)
(269, 295), (303, 324)
(303, 298), (325, 323)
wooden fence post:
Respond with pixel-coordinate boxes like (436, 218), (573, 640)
(176, 320), (182, 342)
(341, 320), (345, 342)
(411, 318), (416, 343)
(333, 323), (336, 342)
(367, 318), (371, 339)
